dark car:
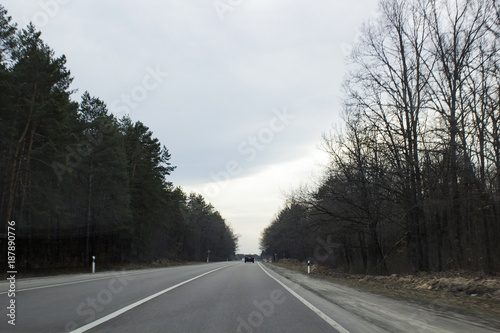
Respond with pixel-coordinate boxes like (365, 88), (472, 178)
(244, 255), (254, 263)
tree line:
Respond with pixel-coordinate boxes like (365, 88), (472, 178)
(0, 6), (237, 271)
(261, 0), (500, 274)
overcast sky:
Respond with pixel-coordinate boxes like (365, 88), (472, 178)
(3, 0), (380, 254)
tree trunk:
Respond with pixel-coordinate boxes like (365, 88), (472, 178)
(85, 157), (93, 267)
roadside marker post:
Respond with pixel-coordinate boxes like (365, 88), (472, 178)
(307, 260), (311, 274)
(92, 256), (95, 274)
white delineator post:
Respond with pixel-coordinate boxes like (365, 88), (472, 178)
(307, 260), (311, 274)
(92, 256), (96, 274)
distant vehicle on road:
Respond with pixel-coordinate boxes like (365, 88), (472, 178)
(244, 255), (254, 263)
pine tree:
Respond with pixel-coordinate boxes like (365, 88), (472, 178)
(75, 92), (132, 266)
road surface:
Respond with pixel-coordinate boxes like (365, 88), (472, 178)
(1, 261), (498, 332)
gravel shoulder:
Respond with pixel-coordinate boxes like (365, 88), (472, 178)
(264, 262), (500, 332)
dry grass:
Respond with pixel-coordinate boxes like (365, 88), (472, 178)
(274, 260), (500, 320)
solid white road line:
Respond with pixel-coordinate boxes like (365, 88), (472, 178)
(70, 265), (228, 333)
(0, 273), (142, 294)
(0, 266), (192, 294)
(258, 263), (350, 333)
(0, 263), (232, 294)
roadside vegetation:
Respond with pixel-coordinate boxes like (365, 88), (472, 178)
(272, 259), (500, 321)
(0, 5), (238, 273)
(261, 0), (500, 275)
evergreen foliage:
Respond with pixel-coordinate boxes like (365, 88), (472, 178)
(0, 6), (237, 271)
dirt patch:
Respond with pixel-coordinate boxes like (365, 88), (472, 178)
(274, 260), (500, 320)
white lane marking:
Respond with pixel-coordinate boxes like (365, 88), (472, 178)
(0, 267), (183, 294)
(258, 263), (350, 333)
(70, 265), (228, 333)
(0, 273), (144, 294)
(0, 264), (233, 294)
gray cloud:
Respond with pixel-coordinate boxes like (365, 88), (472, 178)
(3, 0), (379, 253)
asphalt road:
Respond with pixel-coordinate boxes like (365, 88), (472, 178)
(1, 261), (498, 332)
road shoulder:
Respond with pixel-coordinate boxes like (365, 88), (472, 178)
(262, 262), (500, 333)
